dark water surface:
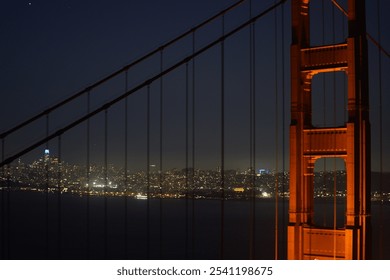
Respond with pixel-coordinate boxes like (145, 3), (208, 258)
(1, 191), (389, 259)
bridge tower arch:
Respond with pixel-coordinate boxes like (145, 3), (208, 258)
(288, 0), (371, 259)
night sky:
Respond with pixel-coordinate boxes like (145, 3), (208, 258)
(1, 0), (389, 172)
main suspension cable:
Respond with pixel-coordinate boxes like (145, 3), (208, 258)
(331, 0), (389, 58)
(0, 0), (288, 169)
(0, 0), (248, 141)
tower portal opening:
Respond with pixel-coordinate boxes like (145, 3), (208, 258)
(313, 157), (346, 229)
(311, 72), (348, 128)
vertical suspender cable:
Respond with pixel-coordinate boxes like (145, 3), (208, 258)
(321, 0), (328, 228)
(57, 135), (62, 259)
(322, 0), (326, 126)
(281, 1), (286, 259)
(191, 31), (196, 259)
(146, 84), (151, 259)
(6, 164), (10, 259)
(1, 142), (10, 259)
(104, 109), (108, 259)
(86, 91), (91, 259)
(249, 0), (256, 260)
(342, 2), (347, 230)
(159, 49), (164, 259)
(331, 2), (337, 259)
(274, 0), (279, 260)
(376, 0), (384, 260)
(45, 114), (50, 258)
(252, 19), (257, 261)
(124, 71), (129, 259)
(341, 3), (346, 120)
(1, 139), (4, 259)
(220, 13), (225, 260)
(249, 0), (253, 259)
(185, 61), (189, 259)
(2, 139), (10, 259)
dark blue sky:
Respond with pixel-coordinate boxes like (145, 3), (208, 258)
(0, 0), (389, 172)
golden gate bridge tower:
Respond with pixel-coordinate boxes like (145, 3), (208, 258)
(288, 0), (371, 259)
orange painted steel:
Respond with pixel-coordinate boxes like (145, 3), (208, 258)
(288, 0), (371, 260)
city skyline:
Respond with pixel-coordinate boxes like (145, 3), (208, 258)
(4, 149), (390, 200)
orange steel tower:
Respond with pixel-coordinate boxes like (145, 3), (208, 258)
(287, 0), (371, 259)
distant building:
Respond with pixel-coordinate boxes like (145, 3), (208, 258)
(44, 149), (50, 163)
(258, 168), (269, 175)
